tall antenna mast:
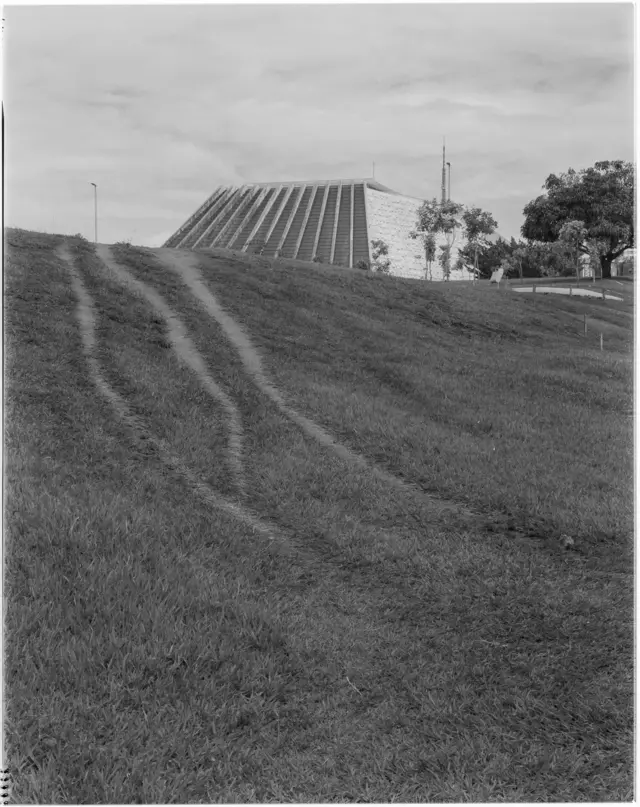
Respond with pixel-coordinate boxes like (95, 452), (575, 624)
(441, 137), (447, 205)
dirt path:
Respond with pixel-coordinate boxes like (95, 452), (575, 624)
(95, 244), (246, 498)
(512, 286), (623, 301)
(56, 243), (310, 557)
(156, 248), (479, 520)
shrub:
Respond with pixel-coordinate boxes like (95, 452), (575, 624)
(248, 240), (266, 256)
(370, 239), (391, 275)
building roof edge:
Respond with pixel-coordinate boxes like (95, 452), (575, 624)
(213, 178), (425, 200)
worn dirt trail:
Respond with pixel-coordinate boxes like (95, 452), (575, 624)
(95, 244), (246, 498)
(157, 248), (479, 521)
(56, 243), (310, 555)
(156, 249), (369, 467)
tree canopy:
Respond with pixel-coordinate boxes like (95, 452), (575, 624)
(521, 160), (634, 277)
(501, 241), (575, 280)
(455, 235), (577, 280)
(411, 199), (498, 280)
(410, 198), (463, 280)
(457, 207), (498, 277)
(466, 236), (517, 279)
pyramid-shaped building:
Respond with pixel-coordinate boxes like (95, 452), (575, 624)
(163, 178), (467, 281)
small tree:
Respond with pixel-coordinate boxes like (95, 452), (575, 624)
(512, 247), (525, 282)
(438, 243), (453, 280)
(499, 255), (516, 280)
(410, 198), (463, 281)
(459, 207), (498, 283)
(370, 239), (391, 274)
(423, 233), (436, 280)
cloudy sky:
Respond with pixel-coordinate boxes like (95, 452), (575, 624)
(5, 3), (634, 246)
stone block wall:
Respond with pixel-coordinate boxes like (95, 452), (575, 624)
(365, 188), (425, 279)
(365, 187), (467, 281)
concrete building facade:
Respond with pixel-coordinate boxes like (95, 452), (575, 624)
(164, 178), (470, 281)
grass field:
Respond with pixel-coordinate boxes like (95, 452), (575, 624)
(5, 227), (634, 802)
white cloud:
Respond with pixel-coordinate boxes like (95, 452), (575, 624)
(4, 3), (634, 246)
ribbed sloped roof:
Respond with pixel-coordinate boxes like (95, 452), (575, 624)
(163, 179), (404, 267)
(249, 177), (402, 194)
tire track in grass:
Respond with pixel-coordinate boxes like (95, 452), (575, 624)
(157, 248), (479, 521)
(61, 238), (543, 743)
(94, 243), (246, 499)
(57, 242), (309, 560)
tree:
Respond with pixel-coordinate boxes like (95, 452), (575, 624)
(458, 206), (498, 281)
(460, 236), (517, 279)
(410, 198), (464, 280)
(438, 243), (453, 280)
(558, 219), (588, 281)
(521, 160), (634, 278)
(423, 233), (437, 280)
(499, 242), (571, 279)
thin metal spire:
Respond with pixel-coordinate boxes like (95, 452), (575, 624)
(441, 137), (447, 205)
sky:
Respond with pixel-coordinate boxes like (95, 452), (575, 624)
(4, 2), (635, 247)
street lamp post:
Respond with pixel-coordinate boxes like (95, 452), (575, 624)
(90, 182), (98, 243)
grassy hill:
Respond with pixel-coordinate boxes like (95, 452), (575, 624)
(5, 228), (633, 802)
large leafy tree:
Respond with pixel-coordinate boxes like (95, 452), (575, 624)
(521, 160), (634, 278)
